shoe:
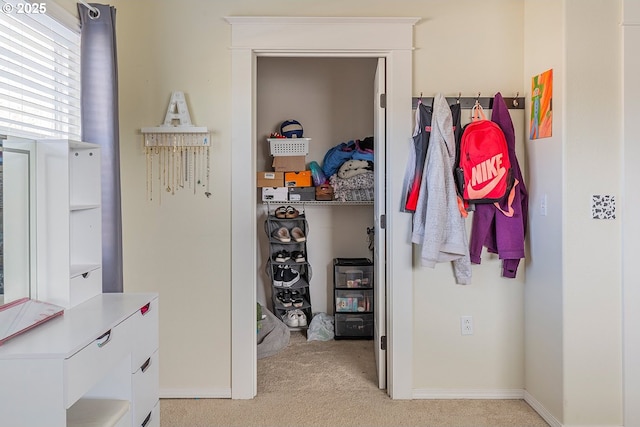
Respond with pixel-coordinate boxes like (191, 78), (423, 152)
(273, 265), (284, 287)
(291, 251), (306, 262)
(280, 266), (300, 287)
(292, 295), (304, 308)
(271, 227), (291, 242)
(273, 250), (290, 262)
(285, 206), (300, 219)
(295, 309), (307, 327)
(274, 206), (287, 219)
(276, 290), (292, 307)
(290, 227), (306, 242)
(283, 310), (299, 328)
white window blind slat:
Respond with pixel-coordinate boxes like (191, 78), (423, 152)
(0, 0), (81, 140)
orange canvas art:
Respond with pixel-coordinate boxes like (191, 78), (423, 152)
(530, 69), (553, 139)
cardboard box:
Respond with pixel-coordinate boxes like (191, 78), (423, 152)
(272, 155), (306, 172)
(284, 171), (312, 187)
(288, 187), (315, 201)
(261, 187), (288, 202)
(257, 171), (284, 187)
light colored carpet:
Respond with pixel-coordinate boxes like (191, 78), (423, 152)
(160, 332), (549, 427)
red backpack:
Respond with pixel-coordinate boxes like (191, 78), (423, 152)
(455, 103), (513, 204)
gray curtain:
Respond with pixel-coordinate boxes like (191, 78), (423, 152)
(78, 4), (123, 293)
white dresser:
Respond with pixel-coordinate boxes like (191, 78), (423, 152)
(0, 293), (159, 427)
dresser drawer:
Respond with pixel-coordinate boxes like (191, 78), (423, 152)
(130, 298), (159, 372)
(132, 349), (159, 427)
(139, 401), (160, 427)
(69, 267), (102, 307)
(65, 317), (132, 407)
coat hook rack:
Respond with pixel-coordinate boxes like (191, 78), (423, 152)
(412, 93), (525, 110)
(141, 91), (212, 202)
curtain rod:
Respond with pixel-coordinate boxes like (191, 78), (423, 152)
(412, 96), (525, 110)
(77, 0), (100, 19)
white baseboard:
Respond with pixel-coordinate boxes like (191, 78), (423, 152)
(412, 388), (525, 399)
(523, 391), (562, 427)
(160, 388), (232, 399)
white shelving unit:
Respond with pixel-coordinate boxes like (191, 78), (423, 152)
(0, 139), (160, 427)
(34, 139), (102, 308)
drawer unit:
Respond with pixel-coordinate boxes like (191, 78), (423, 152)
(335, 313), (373, 338)
(132, 349), (159, 427)
(130, 297), (160, 372)
(0, 294), (159, 426)
(335, 289), (373, 312)
(333, 258), (374, 339)
(140, 401), (160, 427)
(334, 258), (373, 289)
(65, 316), (132, 407)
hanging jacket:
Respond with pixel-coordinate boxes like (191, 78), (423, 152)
(401, 100), (461, 213)
(468, 92), (529, 278)
(411, 94), (471, 285)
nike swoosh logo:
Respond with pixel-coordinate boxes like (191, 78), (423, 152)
(466, 167), (506, 199)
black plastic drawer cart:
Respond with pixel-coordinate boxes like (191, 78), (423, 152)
(333, 258), (374, 339)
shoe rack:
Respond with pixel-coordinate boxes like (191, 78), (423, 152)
(264, 204), (312, 330)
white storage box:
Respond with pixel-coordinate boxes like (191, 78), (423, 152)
(268, 137), (310, 156)
(261, 187), (288, 202)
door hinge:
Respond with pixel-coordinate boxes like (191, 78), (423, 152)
(381, 335), (387, 351)
(380, 214), (386, 229)
(379, 93), (386, 108)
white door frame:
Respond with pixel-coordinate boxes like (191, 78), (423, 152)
(227, 16), (418, 399)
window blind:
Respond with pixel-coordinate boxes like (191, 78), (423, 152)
(0, 0), (81, 140)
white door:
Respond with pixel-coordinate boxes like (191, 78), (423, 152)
(373, 57), (387, 390)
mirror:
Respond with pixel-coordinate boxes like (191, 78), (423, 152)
(0, 137), (35, 305)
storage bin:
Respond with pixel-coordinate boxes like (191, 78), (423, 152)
(335, 289), (373, 312)
(334, 258), (373, 289)
(335, 313), (373, 338)
(268, 138), (310, 156)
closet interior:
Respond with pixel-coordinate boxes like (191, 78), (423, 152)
(255, 57), (379, 379)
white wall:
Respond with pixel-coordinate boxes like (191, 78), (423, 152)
(623, 2), (640, 425)
(523, 0), (565, 422)
(524, 1), (625, 425)
(410, 1), (527, 395)
(563, 1), (623, 425)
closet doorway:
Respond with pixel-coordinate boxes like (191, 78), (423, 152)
(228, 16), (418, 400)
(255, 56), (385, 391)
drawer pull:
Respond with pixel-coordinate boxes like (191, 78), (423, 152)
(96, 330), (112, 348)
(81, 271), (90, 278)
(141, 357), (152, 373)
(140, 302), (151, 315)
(141, 411), (152, 427)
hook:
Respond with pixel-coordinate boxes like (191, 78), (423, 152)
(513, 92), (519, 107)
(456, 92), (461, 104)
(475, 92), (481, 106)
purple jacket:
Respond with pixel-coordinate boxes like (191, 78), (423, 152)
(468, 92), (529, 278)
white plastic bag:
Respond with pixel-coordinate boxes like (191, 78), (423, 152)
(306, 312), (334, 341)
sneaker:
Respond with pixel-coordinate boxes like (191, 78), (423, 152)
(280, 266), (300, 287)
(291, 251), (306, 263)
(273, 250), (290, 262)
(271, 227), (291, 242)
(283, 310), (299, 328)
(273, 265), (284, 287)
(295, 309), (307, 327)
(290, 226), (306, 242)
(292, 295), (304, 308)
(276, 290), (292, 307)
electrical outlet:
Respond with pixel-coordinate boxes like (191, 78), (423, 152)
(460, 316), (473, 335)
